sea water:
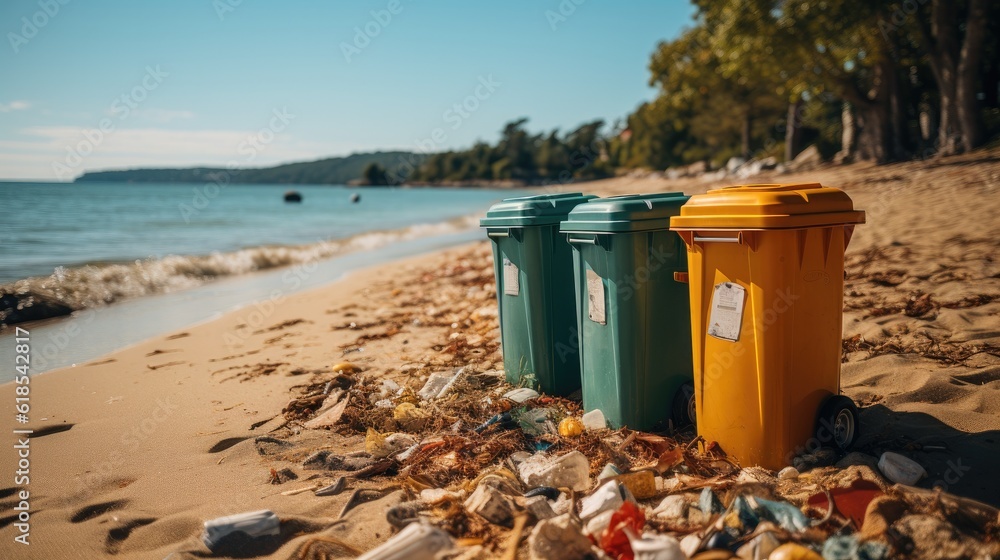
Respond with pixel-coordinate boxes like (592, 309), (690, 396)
(0, 182), (527, 375)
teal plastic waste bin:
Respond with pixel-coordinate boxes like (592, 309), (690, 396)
(481, 193), (597, 396)
(560, 193), (694, 430)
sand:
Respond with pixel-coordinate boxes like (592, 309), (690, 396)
(1, 148), (999, 558)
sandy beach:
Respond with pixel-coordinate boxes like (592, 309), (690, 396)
(3, 148), (1000, 559)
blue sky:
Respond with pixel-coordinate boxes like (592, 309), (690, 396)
(0, 0), (694, 180)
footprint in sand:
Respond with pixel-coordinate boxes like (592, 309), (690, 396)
(31, 423), (74, 438)
(105, 517), (157, 554)
(71, 499), (129, 523)
(207, 436), (249, 453)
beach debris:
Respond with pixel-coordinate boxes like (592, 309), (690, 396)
(314, 477), (346, 496)
(527, 514), (597, 560)
(303, 392), (349, 429)
(614, 470), (657, 500)
(581, 408), (607, 430)
(464, 484), (519, 527)
(580, 480), (633, 522)
(777, 466), (799, 480)
(515, 407), (556, 436)
(520, 495), (557, 522)
(366, 429), (418, 459)
(418, 369), (463, 400)
(768, 543), (824, 560)
(597, 501), (645, 559)
(557, 416), (584, 437)
(354, 522), (454, 560)
(268, 467), (298, 484)
(628, 533), (686, 560)
(338, 486), (401, 520)
(877, 451), (927, 485)
(518, 450), (590, 491)
(202, 509), (280, 552)
(504, 387), (540, 403)
(653, 495), (688, 520)
(394, 402), (432, 431)
(387, 501), (430, 529)
(821, 535), (888, 560)
(331, 361), (360, 374)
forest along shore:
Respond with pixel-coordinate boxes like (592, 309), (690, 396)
(3, 149), (998, 559)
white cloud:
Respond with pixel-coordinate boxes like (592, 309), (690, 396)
(0, 100), (31, 112)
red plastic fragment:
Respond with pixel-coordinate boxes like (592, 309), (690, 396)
(597, 501), (646, 560)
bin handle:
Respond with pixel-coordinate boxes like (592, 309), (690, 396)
(693, 236), (740, 243)
(487, 229), (510, 239)
(567, 237), (599, 245)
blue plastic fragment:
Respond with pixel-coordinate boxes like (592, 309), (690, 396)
(753, 497), (810, 532)
(821, 535), (889, 560)
(732, 495), (760, 530)
(699, 487), (724, 515)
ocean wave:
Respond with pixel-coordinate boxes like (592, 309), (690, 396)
(0, 215), (480, 326)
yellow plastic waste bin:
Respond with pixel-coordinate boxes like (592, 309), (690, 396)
(669, 183), (865, 470)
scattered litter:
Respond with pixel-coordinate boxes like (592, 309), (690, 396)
(581, 408), (606, 430)
(504, 387), (540, 403)
(527, 514), (596, 560)
(557, 416), (584, 437)
(202, 510), (280, 552)
(354, 522), (454, 560)
(464, 484), (518, 527)
(314, 477), (346, 496)
(598, 500), (645, 559)
(518, 450), (590, 491)
(579, 480), (629, 521)
(628, 533), (685, 560)
(599, 463), (622, 480)
(878, 451), (927, 485)
(768, 542), (824, 559)
(614, 470), (657, 500)
(777, 466), (799, 480)
(418, 369), (463, 400)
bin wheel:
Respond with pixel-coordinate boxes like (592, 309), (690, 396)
(671, 382), (696, 428)
(817, 395), (860, 451)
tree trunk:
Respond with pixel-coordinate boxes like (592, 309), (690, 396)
(956, 0), (987, 152)
(926, 0), (962, 155)
(785, 98), (804, 162)
(741, 110), (752, 159)
(854, 101), (890, 163)
(835, 102), (856, 164)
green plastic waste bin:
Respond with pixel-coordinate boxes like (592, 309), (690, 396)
(481, 193), (597, 396)
(560, 193), (694, 430)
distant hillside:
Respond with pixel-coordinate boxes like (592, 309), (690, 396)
(74, 151), (425, 185)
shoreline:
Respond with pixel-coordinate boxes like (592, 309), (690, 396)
(1, 149), (998, 558)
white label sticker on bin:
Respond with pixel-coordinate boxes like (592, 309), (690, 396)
(587, 269), (606, 325)
(503, 257), (519, 296)
(708, 282), (746, 342)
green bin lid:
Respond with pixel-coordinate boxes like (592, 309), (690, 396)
(480, 192), (597, 228)
(559, 192), (690, 233)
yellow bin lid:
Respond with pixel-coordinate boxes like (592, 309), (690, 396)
(669, 183), (865, 230)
